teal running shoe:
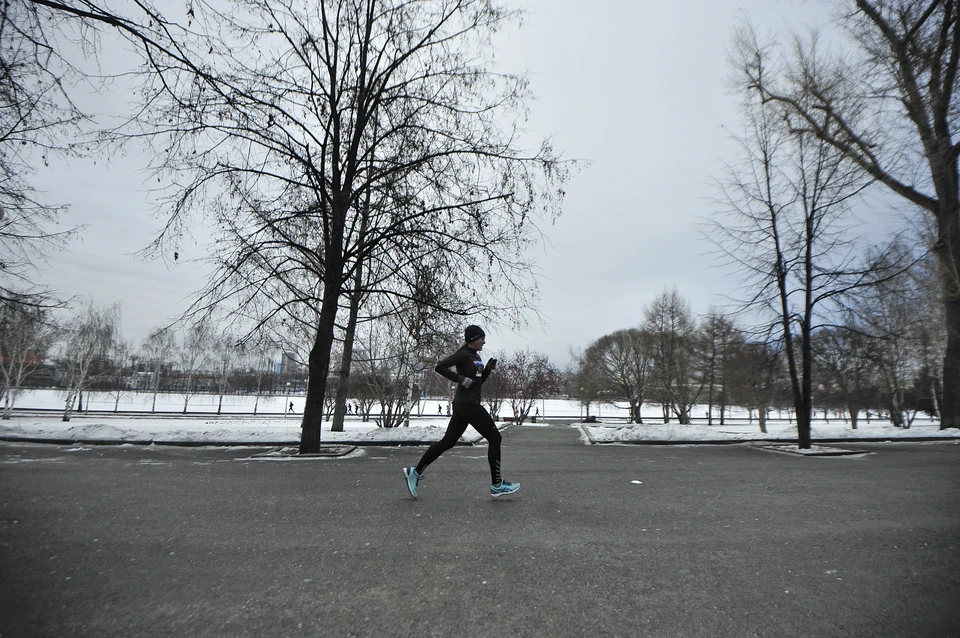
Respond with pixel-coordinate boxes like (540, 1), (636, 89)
(490, 480), (520, 498)
(403, 467), (422, 499)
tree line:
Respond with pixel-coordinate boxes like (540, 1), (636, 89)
(569, 287), (941, 433)
(3, 281), (937, 434)
(0, 295), (565, 426)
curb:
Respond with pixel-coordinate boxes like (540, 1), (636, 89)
(0, 436), (482, 448)
(574, 425), (960, 446)
(0, 424), (514, 449)
(250, 445), (359, 458)
(588, 437), (960, 445)
(754, 444), (871, 457)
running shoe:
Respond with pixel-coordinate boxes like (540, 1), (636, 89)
(490, 480), (520, 498)
(403, 467), (422, 499)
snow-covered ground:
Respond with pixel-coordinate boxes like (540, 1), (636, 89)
(0, 389), (955, 445)
(580, 419), (959, 444)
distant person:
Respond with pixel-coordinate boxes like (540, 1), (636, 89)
(288, 401), (294, 414)
(403, 325), (519, 499)
(438, 404), (443, 415)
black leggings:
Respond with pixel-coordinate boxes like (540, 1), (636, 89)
(415, 402), (502, 484)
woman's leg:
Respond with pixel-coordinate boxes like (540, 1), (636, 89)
(414, 406), (470, 475)
(463, 404), (502, 484)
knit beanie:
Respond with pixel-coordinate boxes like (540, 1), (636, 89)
(464, 325), (486, 343)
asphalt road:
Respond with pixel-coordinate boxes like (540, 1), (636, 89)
(1, 425), (958, 637)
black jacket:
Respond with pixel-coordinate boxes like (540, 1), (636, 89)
(435, 346), (495, 404)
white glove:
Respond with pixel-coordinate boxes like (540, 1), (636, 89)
(459, 377), (474, 389)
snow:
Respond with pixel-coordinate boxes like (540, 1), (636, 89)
(0, 412), (473, 445)
(0, 390), (956, 446)
(579, 419), (959, 444)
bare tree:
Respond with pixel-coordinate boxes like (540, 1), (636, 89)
(481, 362), (508, 421)
(852, 244), (932, 428)
(726, 337), (783, 434)
(905, 243), (949, 419)
(732, 4), (960, 428)
(0, 1), (85, 304)
(140, 328), (176, 413)
(103, 338), (132, 412)
(811, 323), (875, 429)
(130, 0), (568, 453)
(174, 323), (212, 414)
(709, 62), (899, 447)
(567, 347), (603, 422)
(0, 293), (58, 418)
(237, 336), (278, 415)
(582, 328), (653, 423)
(331, 261), (460, 431)
(498, 349), (562, 425)
(701, 311), (739, 425)
(643, 289), (704, 425)
(59, 302), (121, 421)
(353, 318), (418, 429)
(211, 333), (240, 415)
(7, 0), (228, 308)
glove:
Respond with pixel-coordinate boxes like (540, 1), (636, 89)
(486, 358), (497, 371)
(459, 377), (474, 389)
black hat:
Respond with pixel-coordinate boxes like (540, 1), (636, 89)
(464, 325), (486, 343)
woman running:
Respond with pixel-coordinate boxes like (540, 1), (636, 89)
(403, 325), (520, 499)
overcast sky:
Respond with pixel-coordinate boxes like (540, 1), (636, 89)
(31, 0), (840, 367)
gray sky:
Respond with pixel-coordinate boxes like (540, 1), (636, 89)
(31, 0), (838, 367)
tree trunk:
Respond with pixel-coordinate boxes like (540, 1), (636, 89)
(797, 363), (812, 449)
(941, 293), (960, 428)
(848, 406), (859, 430)
(758, 405), (767, 434)
(796, 402), (811, 448)
(151, 370), (158, 413)
(300, 310), (335, 453)
(332, 279), (363, 434)
(299, 247), (343, 453)
(707, 365), (715, 426)
(62, 390), (76, 422)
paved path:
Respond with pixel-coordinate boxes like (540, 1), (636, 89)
(1, 425), (958, 637)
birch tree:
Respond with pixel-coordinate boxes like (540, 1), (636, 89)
(59, 302), (121, 421)
(140, 328), (176, 413)
(0, 294), (57, 418)
(175, 324), (212, 414)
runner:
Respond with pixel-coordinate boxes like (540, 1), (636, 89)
(403, 325), (519, 499)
